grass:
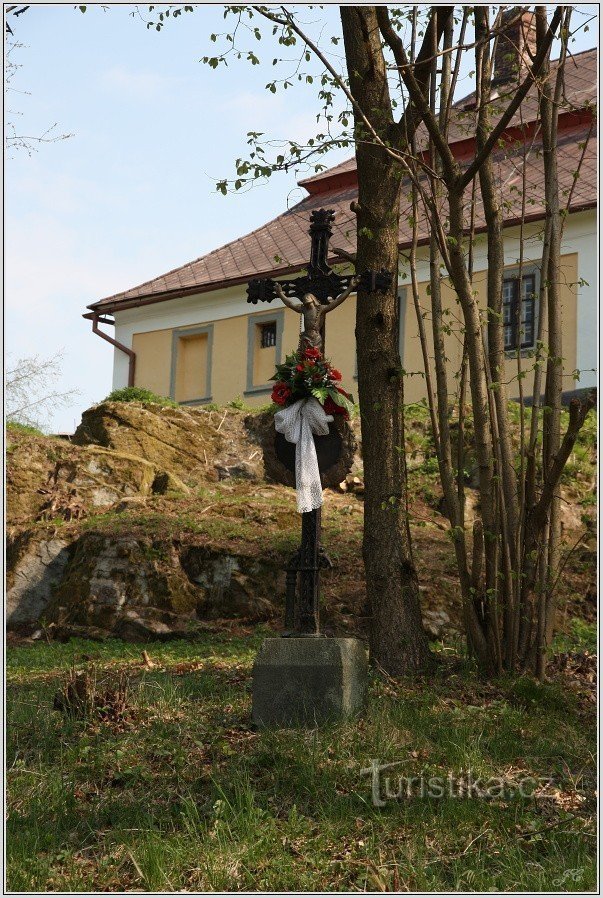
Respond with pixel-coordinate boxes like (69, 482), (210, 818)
(552, 617), (597, 654)
(6, 420), (45, 437)
(6, 630), (596, 892)
(103, 387), (180, 408)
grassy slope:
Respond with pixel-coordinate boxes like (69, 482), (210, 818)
(6, 632), (595, 892)
(6, 403), (596, 890)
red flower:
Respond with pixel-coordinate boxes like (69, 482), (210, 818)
(295, 364), (305, 372)
(303, 347), (321, 360)
(271, 382), (291, 406)
(330, 368), (342, 382)
(324, 394), (350, 420)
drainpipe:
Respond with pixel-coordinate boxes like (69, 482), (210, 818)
(83, 312), (136, 387)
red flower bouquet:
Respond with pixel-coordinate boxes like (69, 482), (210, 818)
(270, 347), (354, 419)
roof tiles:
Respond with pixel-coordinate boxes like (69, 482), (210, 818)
(91, 48), (596, 312)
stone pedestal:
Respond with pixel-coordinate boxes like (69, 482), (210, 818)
(252, 637), (368, 728)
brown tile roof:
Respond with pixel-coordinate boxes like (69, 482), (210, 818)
(300, 46), (597, 189)
(90, 48), (596, 313)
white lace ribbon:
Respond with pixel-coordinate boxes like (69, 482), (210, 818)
(274, 397), (334, 513)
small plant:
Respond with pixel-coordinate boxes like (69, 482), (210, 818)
(228, 396), (246, 410)
(552, 618), (597, 654)
(104, 387), (179, 408)
(53, 666), (133, 722)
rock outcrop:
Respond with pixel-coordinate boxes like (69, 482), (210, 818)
(72, 401), (225, 484)
(7, 399), (594, 644)
(7, 533), (71, 626)
(7, 428), (188, 528)
(72, 400), (269, 485)
(43, 534), (279, 640)
(6, 404), (279, 638)
(47, 533), (198, 638)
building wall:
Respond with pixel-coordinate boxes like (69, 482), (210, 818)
(401, 251), (579, 404)
(131, 328), (172, 397)
(567, 211), (597, 389)
(110, 210), (595, 406)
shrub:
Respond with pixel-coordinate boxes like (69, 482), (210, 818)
(104, 387), (179, 408)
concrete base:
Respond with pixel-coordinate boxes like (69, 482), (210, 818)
(252, 637), (368, 728)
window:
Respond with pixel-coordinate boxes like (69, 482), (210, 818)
(503, 272), (537, 351)
(246, 310), (284, 395)
(170, 325), (214, 404)
(260, 322), (277, 348)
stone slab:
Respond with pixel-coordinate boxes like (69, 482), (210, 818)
(252, 637), (368, 728)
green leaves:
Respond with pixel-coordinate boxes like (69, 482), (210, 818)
(327, 387), (354, 416)
(202, 56), (222, 69)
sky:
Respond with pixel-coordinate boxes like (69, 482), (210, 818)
(4, 3), (599, 433)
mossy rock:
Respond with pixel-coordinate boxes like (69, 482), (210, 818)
(6, 430), (188, 527)
(72, 401), (225, 485)
(6, 528), (72, 626)
(47, 532), (199, 635)
(41, 532), (280, 639)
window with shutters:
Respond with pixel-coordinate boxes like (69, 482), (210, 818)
(503, 271), (537, 351)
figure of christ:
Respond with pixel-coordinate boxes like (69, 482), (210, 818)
(274, 277), (359, 354)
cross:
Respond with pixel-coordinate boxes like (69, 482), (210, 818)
(246, 209), (392, 637)
(248, 209), (392, 354)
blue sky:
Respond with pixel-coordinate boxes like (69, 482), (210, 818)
(5, 3), (598, 432)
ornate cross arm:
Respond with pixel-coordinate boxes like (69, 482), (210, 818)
(247, 267), (392, 306)
(247, 278), (279, 304)
(247, 271), (355, 305)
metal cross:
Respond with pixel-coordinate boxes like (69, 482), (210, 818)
(247, 208), (392, 308)
(246, 209), (392, 637)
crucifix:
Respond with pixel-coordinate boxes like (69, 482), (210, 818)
(247, 208), (392, 637)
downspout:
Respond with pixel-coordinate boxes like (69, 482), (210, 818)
(83, 312), (136, 387)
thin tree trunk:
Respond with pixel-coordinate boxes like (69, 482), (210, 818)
(475, 7), (520, 569)
(541, 8), (572, 654)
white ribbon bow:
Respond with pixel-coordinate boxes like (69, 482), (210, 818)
(274, 397), (334, 513)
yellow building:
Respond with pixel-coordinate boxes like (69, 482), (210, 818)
(85, 48), (596, 407)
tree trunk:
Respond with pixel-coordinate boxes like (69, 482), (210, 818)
(340, 6), (430, 674)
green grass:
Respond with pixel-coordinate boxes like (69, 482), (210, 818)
(103, 387), (180, 407)
(552, 618), (597, 654)
(6, 420), (45, 436)
(6, 632), (596, 892)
